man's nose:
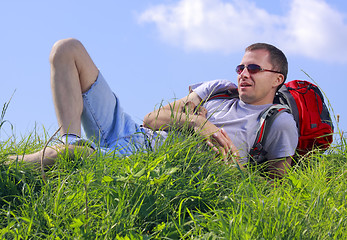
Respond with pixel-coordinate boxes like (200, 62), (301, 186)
(239, 67), (250, 78)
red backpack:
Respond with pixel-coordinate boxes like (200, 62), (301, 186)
(208, 80), (334, 164)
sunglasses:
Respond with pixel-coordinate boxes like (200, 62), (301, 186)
(236, 64), (283, 75)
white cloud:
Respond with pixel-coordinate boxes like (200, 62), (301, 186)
(283, 0), (347, 61)
(138, 0), (347, 63)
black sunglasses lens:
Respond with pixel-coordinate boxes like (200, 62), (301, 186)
(236, 65), (245, 74)
(236, 64), (262, 74)
(247, 64), (262, 73)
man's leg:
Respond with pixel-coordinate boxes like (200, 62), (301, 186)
(49, 38), (99, 136)
(8, 39), (98, 167)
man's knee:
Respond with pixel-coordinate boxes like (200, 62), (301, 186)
(49, 38), (84, 65)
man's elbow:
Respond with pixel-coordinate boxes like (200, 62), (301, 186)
(143, 113), (155, 129)
(266, 156), (293, 179)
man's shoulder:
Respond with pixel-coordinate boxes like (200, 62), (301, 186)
(263, 108), (299, 160)
(189, 79), (236, 92)
(189, 79), (237, 100)
(203, 79), (234, 85)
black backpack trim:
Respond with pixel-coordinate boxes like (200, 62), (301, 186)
(248, 105), (290, 165)
(206, 88), (239, 101)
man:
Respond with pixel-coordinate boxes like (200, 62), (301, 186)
(144, 43), (298, 178)
(11, 39), (298, 178)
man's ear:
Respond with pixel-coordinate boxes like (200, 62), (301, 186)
(274, 74), (284, 88)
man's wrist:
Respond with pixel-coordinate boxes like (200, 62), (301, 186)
(188, 114), (206, 130)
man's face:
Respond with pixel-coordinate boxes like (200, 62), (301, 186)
(237, 49), (283, 105)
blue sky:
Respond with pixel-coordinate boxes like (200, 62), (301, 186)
(0, 0), (346, 140)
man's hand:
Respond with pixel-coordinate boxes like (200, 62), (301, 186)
(205, 128), (241, 166)
(181, 102), (240, 164)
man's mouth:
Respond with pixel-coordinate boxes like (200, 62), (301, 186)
(240, 82), (252, 88)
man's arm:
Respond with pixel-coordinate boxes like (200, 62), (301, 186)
(260, 111), (298, 179)
(143, 91), (203, 131)
(143, 91), (231, 140)
(143, 94), (241, 165)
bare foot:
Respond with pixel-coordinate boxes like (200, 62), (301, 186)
(7, 144), (94, 168)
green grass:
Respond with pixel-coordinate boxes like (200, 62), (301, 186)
(1, 91), (346, 239)
(0, 126), (346, 239)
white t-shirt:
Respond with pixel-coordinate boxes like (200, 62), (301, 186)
(190, 79), (298, 164)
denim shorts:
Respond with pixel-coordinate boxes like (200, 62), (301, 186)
(80, 72), (151, 155)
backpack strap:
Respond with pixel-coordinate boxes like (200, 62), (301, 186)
(249, 104), (290, 165)
(275, 85), (300, 130)
(207, 89), (291, 165)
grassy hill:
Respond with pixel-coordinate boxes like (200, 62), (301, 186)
(0, 127), (346, 239)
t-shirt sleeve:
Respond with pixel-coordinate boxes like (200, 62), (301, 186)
(264, 112), (298, 160)
(189, 79), (237, 100)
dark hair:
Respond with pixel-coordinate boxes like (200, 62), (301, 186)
(245, 43), (288, 87)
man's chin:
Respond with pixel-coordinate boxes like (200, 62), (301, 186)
(239, 95), (252, 104)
